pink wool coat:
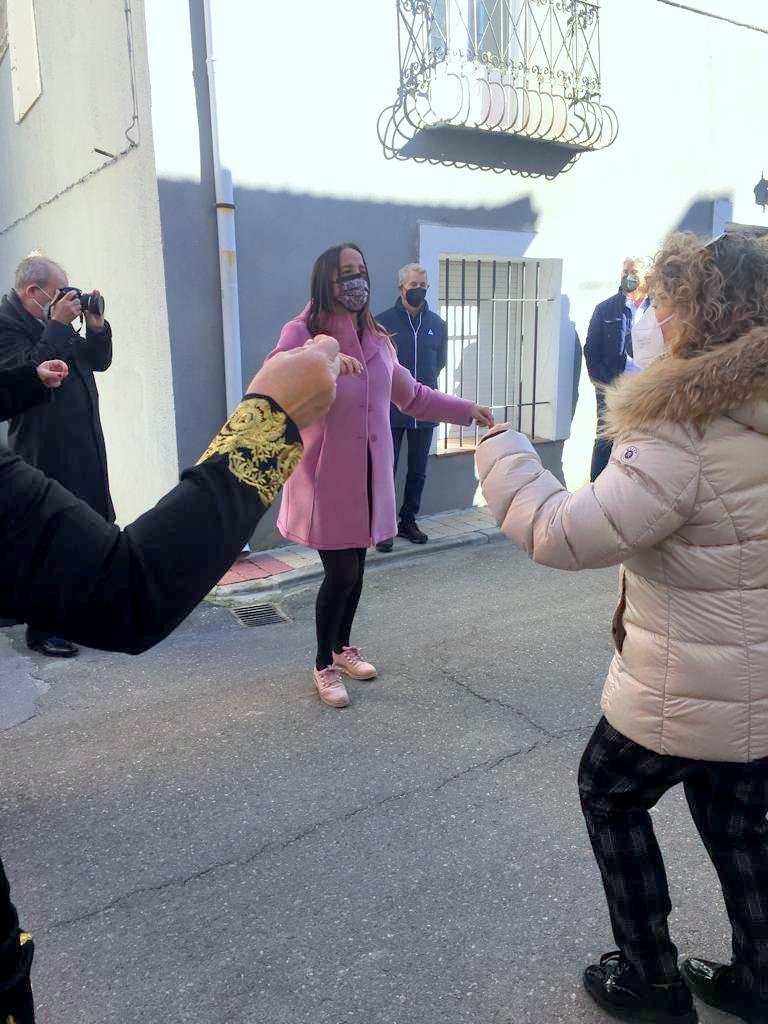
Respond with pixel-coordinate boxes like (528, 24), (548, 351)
(269, 310), (475, 549)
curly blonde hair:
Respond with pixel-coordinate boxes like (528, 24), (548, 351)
(648, 231), (768, 359)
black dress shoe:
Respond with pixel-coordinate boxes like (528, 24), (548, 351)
(375, 538), (394, 553)
(682, 957), (768, 1023)
(27, 637), (79, 658)
(584, 951), (697, 1023)
(397, 520), (428, 544)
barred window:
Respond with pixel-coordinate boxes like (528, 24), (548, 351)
(437, 254), (560, 453)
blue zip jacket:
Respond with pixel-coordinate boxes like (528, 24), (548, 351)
(376, 298), (448, 428)
(584, 289), (644, 386)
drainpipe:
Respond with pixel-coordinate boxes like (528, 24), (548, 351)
(203, 0), (243, 416)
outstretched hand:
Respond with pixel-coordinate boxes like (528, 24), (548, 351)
(471, 404), (495, 429)
(247, 334), (341, 429)
(303, 337), (361, 377)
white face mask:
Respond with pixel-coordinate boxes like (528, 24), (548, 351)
(630, 307), (674, 370)
(30, 285), (55, 320)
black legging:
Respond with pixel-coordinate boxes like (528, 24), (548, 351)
(315, 548), (367, 669)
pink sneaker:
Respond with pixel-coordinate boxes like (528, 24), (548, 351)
(332, 646), (377, 680)
(313, 666), (350, 708)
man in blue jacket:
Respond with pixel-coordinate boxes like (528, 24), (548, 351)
(375, 264), (448, 551)
(584, 257), (650, 480)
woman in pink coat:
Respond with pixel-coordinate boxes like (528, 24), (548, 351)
(270, 243), (493, 708)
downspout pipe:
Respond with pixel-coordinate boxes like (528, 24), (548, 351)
(203, 0), (243, 416)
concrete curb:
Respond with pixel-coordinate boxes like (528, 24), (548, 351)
(205, 526), (504, 606)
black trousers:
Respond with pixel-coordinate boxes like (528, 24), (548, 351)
(315, 549), (367, 669)
(579, 717), (768, 999)
(392, 426), (433, 523)
(0, 857), (34, 1021)
(590, 392), (612, 482)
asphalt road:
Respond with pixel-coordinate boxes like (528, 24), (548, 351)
(0, 542), (733, 1023)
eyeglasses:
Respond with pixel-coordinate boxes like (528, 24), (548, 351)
(703, 232), (728, 256)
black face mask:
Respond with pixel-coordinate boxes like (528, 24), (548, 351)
(621, 274), (640, 294)
(405, 287), (427, 308)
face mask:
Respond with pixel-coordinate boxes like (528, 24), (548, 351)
(405, 287), (427, 308)
(630, 307), (674, 370)
(621, 273), (640, 294)
(31, 285), (55, 319)
(336, 273), (369, 313)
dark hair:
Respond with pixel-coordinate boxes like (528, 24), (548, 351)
(305, 242), (387, 339)
(649, 231), (768, 358)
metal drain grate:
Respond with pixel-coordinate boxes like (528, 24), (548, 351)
(231, 603), (290, 627)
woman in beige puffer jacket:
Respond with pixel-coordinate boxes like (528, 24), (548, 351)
(476, 233), (768, 1024)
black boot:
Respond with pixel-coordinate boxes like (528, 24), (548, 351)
(584, 951), (697, 1023)
(682, 957), (768, 1024)
(397, 520), (428, 544)
(375, 538), (394, 553)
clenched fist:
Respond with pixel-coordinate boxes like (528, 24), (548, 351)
(247, 335), (340, 429)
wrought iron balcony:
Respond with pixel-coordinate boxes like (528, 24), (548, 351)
(377, 0), (619, 176)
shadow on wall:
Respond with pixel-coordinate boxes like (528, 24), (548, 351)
(155, 0), (228, 474)
(401, 129), (579, 177)
(232, 187), (539, 375)
(157, 179), (539, 469)
(673, 196), (733, 238)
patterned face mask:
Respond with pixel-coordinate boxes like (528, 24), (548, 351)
(336, 273), (370, 312)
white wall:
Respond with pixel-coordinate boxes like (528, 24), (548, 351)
(0, 0), (178, 523)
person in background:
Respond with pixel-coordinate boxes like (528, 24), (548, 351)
(374, 263), (448, 551)
(584, 257), (650, 480)
(477, 232), (768, 1024)
(0, 255), (113, 658)
(0, 336), (341, 1024)
(270, 243), (493, 710)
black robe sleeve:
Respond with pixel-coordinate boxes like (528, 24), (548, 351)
(0, 364), (50, 421)
(0, 319), (76, 369)
(82, 322), (113, 371)
(0, 394), (302, 654)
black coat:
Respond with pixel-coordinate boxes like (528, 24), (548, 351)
(0, 363), (50, 421)
(376, 299), (448, 428)
(0, 291), (115, 521)
(0, 393), (300, 655)
(584, 290), (636, 387)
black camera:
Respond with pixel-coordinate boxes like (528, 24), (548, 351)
(53, 287), (105, 317)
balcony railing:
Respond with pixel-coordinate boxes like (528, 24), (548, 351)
(378, 0), (618, 175)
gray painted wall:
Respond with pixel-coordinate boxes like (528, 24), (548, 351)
(153, 1), (227, 472)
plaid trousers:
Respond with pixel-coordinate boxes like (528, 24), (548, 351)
(579, 717), (768, 1000)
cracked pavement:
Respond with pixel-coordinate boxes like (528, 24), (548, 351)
(0, 543), (732, 1022)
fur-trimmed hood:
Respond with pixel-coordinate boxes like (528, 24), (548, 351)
(604, 327), (768, 437)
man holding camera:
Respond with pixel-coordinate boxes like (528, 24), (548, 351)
(0, 256), (113, 658)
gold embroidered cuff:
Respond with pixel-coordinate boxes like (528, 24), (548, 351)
(197, 396), (303, 506)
